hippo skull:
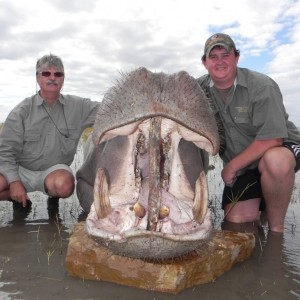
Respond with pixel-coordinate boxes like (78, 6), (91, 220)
(76, 67), (220, 259)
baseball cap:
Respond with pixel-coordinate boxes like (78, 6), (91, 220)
(203, 33), (237, 57)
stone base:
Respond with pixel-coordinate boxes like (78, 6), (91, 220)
(66, 222), (255, 294)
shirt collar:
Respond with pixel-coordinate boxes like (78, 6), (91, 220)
(235, 67), (248, 88)
(36, 92), (65, 105)
(209, 76), (237, 88)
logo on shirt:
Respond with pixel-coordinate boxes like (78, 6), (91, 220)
(235, 106), (248, 113)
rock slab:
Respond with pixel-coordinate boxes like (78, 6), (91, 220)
(65, 222), (255, 294)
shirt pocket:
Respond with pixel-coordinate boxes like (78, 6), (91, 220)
(59, 128), (80, 157)
(231, 107), (256, 137)
(23, 131), (41, 156)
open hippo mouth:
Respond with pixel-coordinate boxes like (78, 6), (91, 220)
(76, 68), (220, 259)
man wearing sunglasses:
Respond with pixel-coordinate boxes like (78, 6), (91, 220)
(198, 33), (300, 233)
(0, 54), (99, 214)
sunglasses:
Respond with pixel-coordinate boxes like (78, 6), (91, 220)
(37, 71), (64, 78)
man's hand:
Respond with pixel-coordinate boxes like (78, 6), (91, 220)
(9, 181), (29, 207)
(221, 163), (237, 187)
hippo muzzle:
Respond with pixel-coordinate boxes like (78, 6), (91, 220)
(76, 67), (220, 259)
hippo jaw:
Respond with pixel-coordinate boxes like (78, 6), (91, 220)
(86, 117), (213, 259)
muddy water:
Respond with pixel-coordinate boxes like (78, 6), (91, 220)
(1, 143), (300, 300)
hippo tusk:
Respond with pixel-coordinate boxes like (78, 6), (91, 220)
(192, 170), (208, 224)
(94, 168), (112, 219)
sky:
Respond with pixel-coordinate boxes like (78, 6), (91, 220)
(1, 0), (300, 125)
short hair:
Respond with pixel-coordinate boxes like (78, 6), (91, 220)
(36, 54), (64, 75)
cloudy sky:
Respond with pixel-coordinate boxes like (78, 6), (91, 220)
(1, 0), (300, 125)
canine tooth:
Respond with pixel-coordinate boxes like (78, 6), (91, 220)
(192, 170), (208, 224)
(159, 205), (170, 219)
(133, 202), (146, 218)
(93, 168), (112, 219)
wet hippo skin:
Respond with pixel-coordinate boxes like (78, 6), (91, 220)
(76, 67), (221, 259)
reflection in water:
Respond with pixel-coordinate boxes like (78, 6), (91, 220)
(0, 151), (299, 299)
(221, 214), (300, 299)
(1, 195), (300, 299)
(256, 230), (300, 299)
(0, 191), (81, 230)
(0, 198), (73, 300)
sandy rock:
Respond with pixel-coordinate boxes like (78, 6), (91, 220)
(66, 222), (255, 294)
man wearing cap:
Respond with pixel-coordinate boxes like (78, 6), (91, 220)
(197, 33), (300, 232)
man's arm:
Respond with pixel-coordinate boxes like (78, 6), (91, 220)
(221, 138), (283, 185)
(0, 107), (28, 204)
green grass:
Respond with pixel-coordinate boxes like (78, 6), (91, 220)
(81, 127), (92, 141)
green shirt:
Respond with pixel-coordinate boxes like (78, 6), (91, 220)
(0, 93), (99, 183)
(197, 67), (300, 173)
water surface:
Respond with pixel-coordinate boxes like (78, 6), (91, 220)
(0, 146), (300, 300)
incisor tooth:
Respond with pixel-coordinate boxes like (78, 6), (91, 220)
(159, 205), (170, 219)
(133, 202), (146, 218)
(93, 168), (112, 219)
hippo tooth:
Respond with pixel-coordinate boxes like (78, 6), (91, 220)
(133, 202), (146, 218)
(93, 168), (112, 219)
(159, 205), (170, 219)
(192, 170), (208, 224)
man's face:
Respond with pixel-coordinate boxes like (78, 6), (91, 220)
(36, 65), (64, 93)
(202, 46), (239, 85)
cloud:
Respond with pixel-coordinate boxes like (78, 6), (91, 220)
(0, 0), (300, 127)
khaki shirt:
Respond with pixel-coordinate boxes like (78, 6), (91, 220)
(197, 67), (300, 173)
(0, 93), (99, 183)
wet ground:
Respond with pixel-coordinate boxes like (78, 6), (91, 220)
(1, 146), (300, 300)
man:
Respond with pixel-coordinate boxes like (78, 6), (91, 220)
(0, 54), (99, 211)
(197, 33), (300, 232)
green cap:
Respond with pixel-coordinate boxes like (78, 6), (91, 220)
(204, 33), (237, 57)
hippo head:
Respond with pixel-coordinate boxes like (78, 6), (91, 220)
(76, 67), (220, 259)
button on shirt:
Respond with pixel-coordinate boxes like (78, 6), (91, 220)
(0, 93), (99, 184)
(197, 67), (300, 173)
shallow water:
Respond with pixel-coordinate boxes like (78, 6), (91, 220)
(1, 146), (300, 300)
